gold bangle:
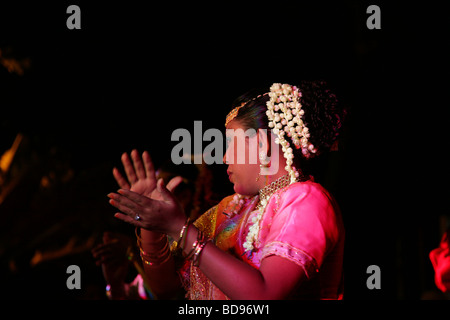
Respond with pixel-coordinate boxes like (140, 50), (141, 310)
(176, 218), (191, 251)
(135, 228), (171, 266)
(192, 240), (208, 267)
(139, 240), (169, 260)
(185, 229), (205, 260)
(139, 239), (171, 266)
(135, 227), (166, 244)
(184, 240), (198, 260)
(140, 250), (171, 266)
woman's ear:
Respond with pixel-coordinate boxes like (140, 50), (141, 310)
(258, 129), (281, 176)
(257, 129), (271, 166)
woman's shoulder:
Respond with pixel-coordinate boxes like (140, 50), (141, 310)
(193, 194), (235, 222)
(219, 194), (238, 206)
(281, 180), (333, 204)
(273, 180), (342, 224)
(195, 194), (235, 219)
(270, 180), (343, 244)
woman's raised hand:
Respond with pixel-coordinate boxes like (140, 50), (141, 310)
(109, 150), (186, 236)
(108, 181), (185, 237)
(112, 150), (183, 200)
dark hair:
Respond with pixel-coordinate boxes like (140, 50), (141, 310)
(231, 81), (346, 176)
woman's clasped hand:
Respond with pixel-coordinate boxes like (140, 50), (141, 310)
(107, 149), (186, 239)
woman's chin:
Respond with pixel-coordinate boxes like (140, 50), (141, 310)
(233, 184), (257, 197)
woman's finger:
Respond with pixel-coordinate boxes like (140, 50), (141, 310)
(157, 178), (177, 203)
(121, 152), (138, 185)
(131, 149), (146, 180)
(142, 151), (156, 180)
(108, 195), (139, 217)
(114, 212), (143, 227)
(117, 189), (152, 206)
(112, 167), (131, 190)
(166, 176), (184, 192)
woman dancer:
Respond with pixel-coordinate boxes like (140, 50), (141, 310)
(108, 81), (345, 299)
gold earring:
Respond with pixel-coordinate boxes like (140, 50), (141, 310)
(256, 152), (269, 182)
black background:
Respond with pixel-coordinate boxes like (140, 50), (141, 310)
(0, 1), (448, 301)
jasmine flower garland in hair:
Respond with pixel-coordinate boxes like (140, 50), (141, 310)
(266, 83), (317, 182)
(243, 83), (316, 253)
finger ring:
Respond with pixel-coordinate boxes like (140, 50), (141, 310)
(134, 214), (141, 221)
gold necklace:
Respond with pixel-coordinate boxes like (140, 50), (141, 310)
(256, 174), (292, 212)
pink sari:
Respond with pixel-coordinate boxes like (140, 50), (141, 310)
(180, 181), (345, 300)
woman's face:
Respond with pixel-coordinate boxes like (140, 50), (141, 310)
(224, 120), (261, 196)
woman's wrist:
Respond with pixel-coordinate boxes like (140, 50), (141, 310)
(139, 229), (164, 242)
(167, 216), (189, 240)
(137, 215), (186, 243)
(178, 224), (209, 267)
(136, 227), (172, 267)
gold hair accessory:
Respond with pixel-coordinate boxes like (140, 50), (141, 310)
(225, 103), (245, 127)
(224, 93), (267, 127)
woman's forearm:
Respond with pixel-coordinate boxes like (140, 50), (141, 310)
(180, 225), (269, 300)
(139, 229), (182, 299)
(140, 223), (303, 300)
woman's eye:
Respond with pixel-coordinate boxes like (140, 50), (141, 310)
(226, 137), (231, 150)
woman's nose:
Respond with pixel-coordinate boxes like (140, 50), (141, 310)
(223, 152), (228, 164)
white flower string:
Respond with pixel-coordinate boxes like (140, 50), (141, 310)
(267, 83), (317, 183)
(243, 83), (316, 253)
(243, 174), (291, 252)
(223, 194), (247, 218)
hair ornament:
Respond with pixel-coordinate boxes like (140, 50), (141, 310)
(266, 83), (317, 183)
